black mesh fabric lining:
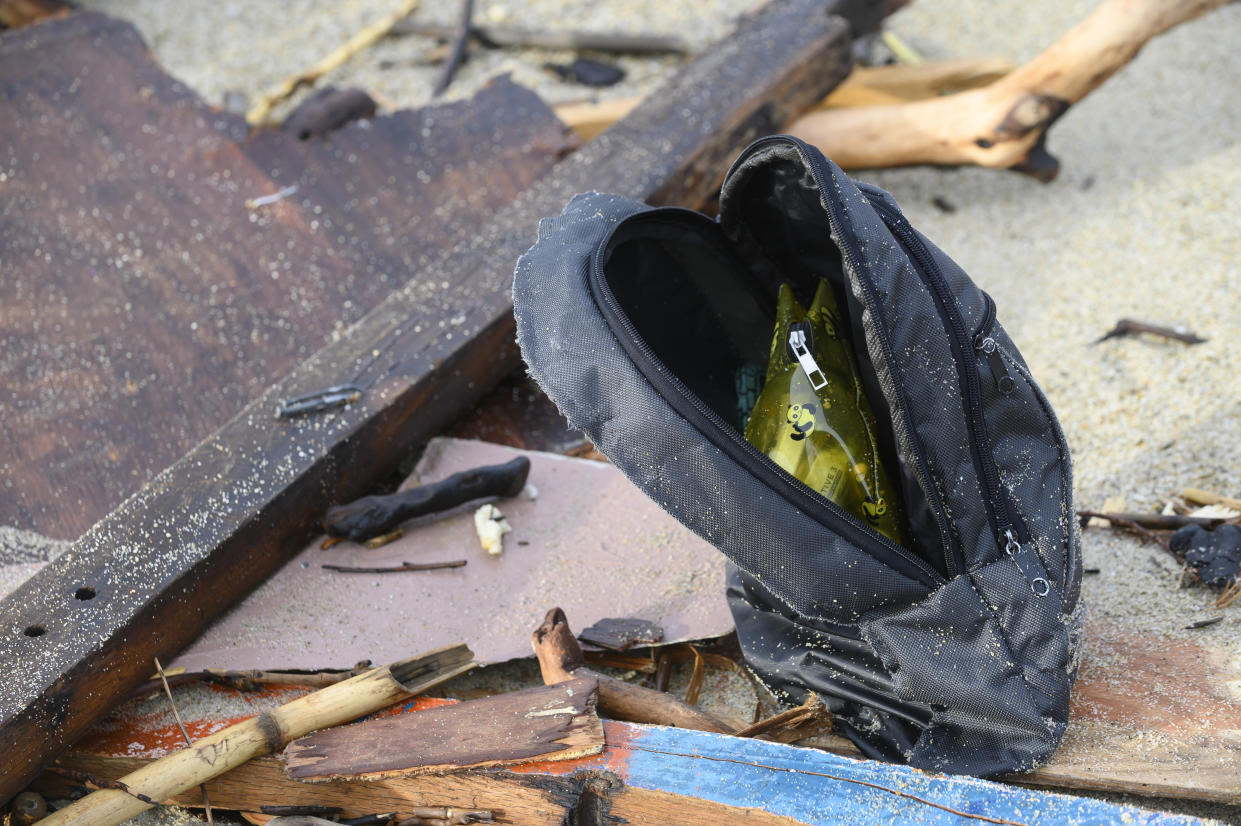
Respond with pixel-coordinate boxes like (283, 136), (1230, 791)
(513, 136), (1082, 777)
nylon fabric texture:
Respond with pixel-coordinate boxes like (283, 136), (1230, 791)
(513, 136), (1082, 776)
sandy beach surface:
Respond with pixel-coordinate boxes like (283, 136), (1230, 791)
(35, 0), (1241, 822)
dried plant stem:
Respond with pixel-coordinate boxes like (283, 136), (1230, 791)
(246, 0), (420, 126)
(155, 657), (213, 825)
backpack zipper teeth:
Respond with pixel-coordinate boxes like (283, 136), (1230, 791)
(587, 211), (944, 589)
(865, 195), (1034, 557)
(732, 136), (962, 578)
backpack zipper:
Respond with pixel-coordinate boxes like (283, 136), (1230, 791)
(588, 210), (944, 590)
(727, 135), (1052, 594)
(727, 137), (963, 578)
(788, 327), (829, 390)
(864, 196), (1052, 596)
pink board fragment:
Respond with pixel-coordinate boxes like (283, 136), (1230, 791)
(172, 438), (732, 670)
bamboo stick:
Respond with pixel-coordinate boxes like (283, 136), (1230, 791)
(41, 644), (476, 826)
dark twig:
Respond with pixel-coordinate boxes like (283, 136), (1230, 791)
(155, 657), (213, 824)
(261, 805), (344, 817)
(1113, 516), (1170, 550)
(323, 456), (530, 543)
(132, 663), (370, 700)
(323, 559), (467, 573)
(1096, 318), (1206, 345)
(1078, 510), (1173, 551)
(44, 767), (158, 805)
(1077, 509), (1230, 531)
(432, 0), (474, 97)
(1186, 616), (1224, 629)
(391, 21), (691, 54)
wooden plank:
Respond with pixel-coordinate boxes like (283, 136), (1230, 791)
(0, 11), (569, 542)
(285, 677), (603, 781)
(1009, 619), (1241, 804)
(0, 0), (857, 803)
(36, 715), (1204, 825)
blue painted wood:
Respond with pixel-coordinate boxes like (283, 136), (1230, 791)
(604, 723), (1204, 825)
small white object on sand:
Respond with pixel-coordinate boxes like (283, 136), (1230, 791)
(474, 503), (512, 555)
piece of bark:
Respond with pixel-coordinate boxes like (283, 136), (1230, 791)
(281, 86), (377, 139)
(788, 0), (1236, 179)
(0, 0), (856, 804)
(40, 645), (477, 826)
(533, 608), (734, 734)
(578, 618), (664, 651)
(285, 677), (602, 782)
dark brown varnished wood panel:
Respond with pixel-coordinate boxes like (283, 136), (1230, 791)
(0, 12), (569, 541)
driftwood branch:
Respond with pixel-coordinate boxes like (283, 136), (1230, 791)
(788, 0), (1236, 179)
(532, 608), (734, 734)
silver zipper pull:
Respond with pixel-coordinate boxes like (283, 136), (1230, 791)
(788, 329), (828, 391)
(976, 336), (1015, 395)
(1003, 528), (1051, 597)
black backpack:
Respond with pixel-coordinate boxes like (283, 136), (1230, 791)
(512, 135), (1083, 776)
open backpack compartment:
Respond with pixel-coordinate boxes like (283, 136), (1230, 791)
(513, 135), (1083, 776)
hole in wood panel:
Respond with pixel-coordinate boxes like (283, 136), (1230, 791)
(23, 625), (45, 637)
(74, 586), (96, 601)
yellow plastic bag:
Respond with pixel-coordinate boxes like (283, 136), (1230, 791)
(745, 280), (908, 545)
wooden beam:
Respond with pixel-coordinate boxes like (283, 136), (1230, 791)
(0, 0), (856, 804)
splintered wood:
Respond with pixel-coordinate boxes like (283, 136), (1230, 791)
(284, 677), (603, 782)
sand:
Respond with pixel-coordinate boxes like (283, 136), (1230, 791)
(31, 0), (1241, 822)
